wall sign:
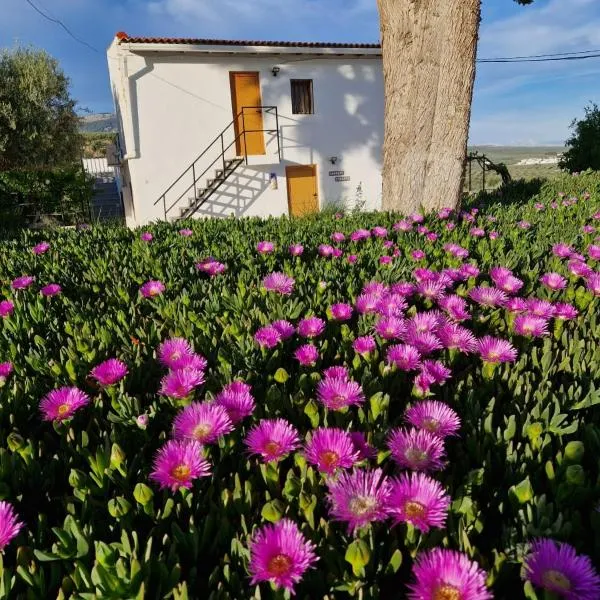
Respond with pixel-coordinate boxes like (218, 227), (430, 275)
(335, 176), (351, 182)
(328, 170), (344, 176)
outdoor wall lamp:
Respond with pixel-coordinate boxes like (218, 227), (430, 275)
(329, 156), (338, 165)
(271, 66), (281, 76)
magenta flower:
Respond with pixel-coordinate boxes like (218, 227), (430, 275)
(289, 243), (304, 256)
(196, 258), (227, 277)
(379, 255), (392, 265)
(460, 263), (480, 279)
(587, 245), (600, 261)
(136, 414), (149, 429)
(408, 548), (492, 600)
(374, 316), (406, 340)
(245, 418), (300, 462)
(32, 241), (50, 255)
(553, 243), (574, 258)
(140, 280), (165, 298)
(90, 359), (128, 386)
(353, 336), (376, 356)
(376, 294), (407, 317)
(477, 336), (518, 364)
(41, 283), (61, 297)
(411, 250), (425, 261)
(355, 293), (380, 314)
(489, 231), (499, 240)
(272, 320), (295, 340)
(506, 297), (529, 313)
(394, 219), (412, 232)
(437, 322), (477, 352)
(140, 232), (153, 242)
(179, 228), (193, 237)
(0, 300), (14, 318)
(372, 226), (387, 238)
(438, 207), (453, 219)
(11, 276), (35, 290)
(490, 266), (516, 284)
(0, 362), (13, 384)
(387, 428), (446, 471)
(172, 402), (233, 444)
(527, 298), (556, 319)
(262, 272), (295, 295)
(350, 432), (377, 460)
(40, 387), (90, 422)
(403, 331), (443, 356)
(297, 317), (325, 338)
(331, 232), (346, 243)
(540, 272), (567, 291)
(0, 502), (23, 551)
(583, 225), (596, 234)
(347, 254), (358, 264)
(469, 286), (507, 308)
(518, 220), (531, 229)
(316, 377), (364, 411)
(256, 241), (275, 254)
(514, 314), (550, 337)
(254, 326), (282, 349)
(326, 468), (391, 534)
(323, 365), (349, 380)
(586, 272), (600, 296)
(248, 519), (318, 595)
(294, 344), (319, 366)
(318, 244), (334, 257)
(215, 381), (255, 424)
(438, 295), (470, 321)
(416, 279), (446, 301)
(496, 275), (524, 295)
(330, 303), (353, 321)
(470, 227), (485, 237)
(568, 259), (594, 278)
(523, 538), (600, 600)
(159, 368), (205, 398)
(421, 360), (451, 385)
(446, 222), (456, 230)
(405, 400), (460, 437)
(410, 213), (424, 223)
(387, 472), (450, 532)
(406, 312), (443, 335)
(391, 282), (416, 297)
(157, 338), (206, 371)
(350, 229), (371, 242)
(554, 302), (579, 320)
(304, 428), (360, 474)
(150, 439), (211, 491)
(386, 344), (422, 371)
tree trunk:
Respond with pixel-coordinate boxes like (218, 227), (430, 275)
(377, 0), (481, 214)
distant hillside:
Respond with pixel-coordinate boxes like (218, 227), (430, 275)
(79, 113), (117, 133)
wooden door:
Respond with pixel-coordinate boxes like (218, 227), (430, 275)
(286, 165), (318, 216)
(230, 72), (265, 156)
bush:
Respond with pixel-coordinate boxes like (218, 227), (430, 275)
(0, 191), (598, 598)
(559, 103), (600, 173)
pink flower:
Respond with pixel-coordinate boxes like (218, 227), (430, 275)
(587, 245), (600, 261)
(387, 472), (450, 532)
(411, 249), (425, 261)
(410, 213), (424, 223)
(386, 344), (422, 371)
(157, 338), (207, 371)
(540, 272), (567, 291)
(297, 316), (325, 338)
(438, 295), (470, 322)
(272, 320), (295, 340)
(552, 243), (574, 258)
(469, 286), (507, 307)
(350, 432), (377, 460)
(421, 360), (451, 385)
(0, 362), (13, 383)
(394, 220), (412, 232)
(245, 418), (300, 462)
(514, 314), (549, 337)
(387, 428), (446, 471)
(376, 294), (407, 317)
(459, 263), (480, 279)
(215, 381), (255, 424)
(374, 316), (406, 340)
(347, 254), (358, 264)
(256, 241), (275, 254)
(289, 243), (304, 256)
(89, 359), (128, 386)
(568, 259), (594, 278)
(505, 297), (529, 313)
(403, 331), (443, 356)
(355, 293), (380, 314)
(350, 229), (371, 242)
(140, 232), (153, 242)
(554, 302), (579, 320)
(0, 300), (14, 318)
(583, 225), (596, 234)
(353, 335), (376, 356)
(41, 283), (61, 297)
(304, 428), (359, 474)
(330, 303), (353, 321)
(262, 272), (295, 295)
(294, 344), (319, 366)
(477, 336), (518, 364)
(527, 298), (555, 319)
(323, 365), (349, 380)
(496, 275), (524, 295)
(32, 242), (50, 255)
(248, 519), (318, 595)
(405, 400), (460, 437)
(437, 322), (477, 352)
(379, 255), (392, 265)
(149, 439), (210, 491)
(406, 311), (444, 335)
(372, 226), (388, 238)
(172, 402), (233, 444)
(586, 272), (600, 296)
(255, 326), (282, 349)
(196, 258), (226, 277)
(40, 387), (90, 422)
(318, 244), (334, 257)
(11, 276), (35, 290)
(489, 231), (499, 240)
(331, 232), (346, 243)
(159, 368), (205, 398)
(317, 377), (364, 411)
(0, 502), (23, 551)
(179, 228), (193, 237)
(470, 227), (485, 237)
(518, 220), (531, 229)
(326, 468), (391, 534)
(140, 280), (165, 298)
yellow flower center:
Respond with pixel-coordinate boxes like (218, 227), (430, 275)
(404, 500), (426, 519)
(171, 464), (191, 481)
(433, 583), (462, 600)
(267, 553), (293, 576)
(487, 351), (499, 361)
(192, 423), (212, 442)
(348, 495), (377, 516)
(542, 570), (571, 592)
(319, 450), (339, 470)
(422, 418), (440, 433)
(405, 448), (428, 466)
(264, 441), (281, 456)
(57, 404), (70, 416)
(331, 394), (346, 408)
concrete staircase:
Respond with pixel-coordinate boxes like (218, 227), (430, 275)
(90, 175), (124, 222)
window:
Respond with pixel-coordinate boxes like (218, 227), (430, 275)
(291, 79), (314, 114)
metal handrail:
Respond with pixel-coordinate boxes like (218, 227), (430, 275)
(154, 105), (280, 220)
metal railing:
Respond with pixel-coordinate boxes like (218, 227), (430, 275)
(154, 106), (281, 220)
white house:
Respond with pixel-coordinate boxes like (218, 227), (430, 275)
(107, 34), (384, 227)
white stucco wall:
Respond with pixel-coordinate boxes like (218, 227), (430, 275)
(107, 42), (384, 226)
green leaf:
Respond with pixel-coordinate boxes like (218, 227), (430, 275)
(564, 441), (584, 463)
(510, 477), (534, 504)
(261, 499), (285, 523)
(345, 539), (370, 576)
(274, 368), (289, 383)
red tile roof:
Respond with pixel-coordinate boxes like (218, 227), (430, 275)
(116, 34), (381, 49)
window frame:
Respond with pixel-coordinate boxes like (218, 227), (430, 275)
(290, 79), (315, 115)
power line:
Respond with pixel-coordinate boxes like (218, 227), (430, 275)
(478, 53), (600, 63)
(479, 48), (600, 61)
(24, 0), (100, 54)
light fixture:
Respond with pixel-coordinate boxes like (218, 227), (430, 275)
(329, 156), (338, 165)
(271, 66), (281, 77)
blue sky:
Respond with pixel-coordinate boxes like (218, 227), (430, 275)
(2, 0), (599, 145)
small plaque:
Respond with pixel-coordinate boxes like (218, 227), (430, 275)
(329, 170), (344, 176)
(335, 176), (351, 182)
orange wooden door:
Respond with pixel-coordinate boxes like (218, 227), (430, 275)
(230, 72), (265, 156)
(286, 165), (318, 216)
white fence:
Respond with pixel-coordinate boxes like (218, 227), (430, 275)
(82, 158), (118, 177)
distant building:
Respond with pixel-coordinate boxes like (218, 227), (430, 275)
(107, 33), (383, 226)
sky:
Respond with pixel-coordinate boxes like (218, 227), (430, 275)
(1, 0), (599, 145)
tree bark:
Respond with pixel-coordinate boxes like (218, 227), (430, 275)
(377, 0), (481, 214)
